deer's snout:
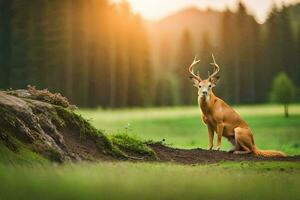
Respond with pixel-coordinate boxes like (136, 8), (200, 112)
(202, 91), (208, 95)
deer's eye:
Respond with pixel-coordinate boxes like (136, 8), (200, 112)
(199, 85), (201, 88)
(209, 84), (212, 88)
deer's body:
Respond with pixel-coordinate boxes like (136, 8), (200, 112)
(189, 55), (286, 157)
(198, 91), (254, 153)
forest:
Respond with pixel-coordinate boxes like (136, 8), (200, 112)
(0, 2), (300, 199)
(0, 0), (299, 108)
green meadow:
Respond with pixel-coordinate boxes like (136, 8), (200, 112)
(79, 104), (300, 155)
(1, 104), (300, 200)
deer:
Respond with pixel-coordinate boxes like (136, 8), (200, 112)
(189, 54), (286, 157)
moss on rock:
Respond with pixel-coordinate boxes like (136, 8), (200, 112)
(0, 89), (157, 164)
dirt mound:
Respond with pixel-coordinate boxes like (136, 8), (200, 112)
(149, 143), (300, 164)
(0, 89), (140, 163)
(0, 88), (299, 164)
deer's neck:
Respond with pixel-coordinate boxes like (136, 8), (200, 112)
(199, 93), (216, 115)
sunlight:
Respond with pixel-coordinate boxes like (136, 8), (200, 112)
(111, 0), (300, 23)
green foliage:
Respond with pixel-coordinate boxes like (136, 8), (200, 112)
(270, 72), (296, 104)
(0, 139), (49, 165)
(56, 106), (104, 138)
(110, 133), (155, 158)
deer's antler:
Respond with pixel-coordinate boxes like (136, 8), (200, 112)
(209, 54), (220, 78)
(189, 56), (202, 81)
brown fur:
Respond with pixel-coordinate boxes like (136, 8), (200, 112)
(196, 85), (286, 157)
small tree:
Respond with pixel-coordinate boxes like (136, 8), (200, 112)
(270, 72), (296, 117)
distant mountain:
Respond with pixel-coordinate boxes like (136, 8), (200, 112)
(147, 3), (300, 48)
(145, 4), (300, 72)
(146, 7), (223, 71)
(147, 7), (222, 45)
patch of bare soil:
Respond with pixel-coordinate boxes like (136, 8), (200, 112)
(60, 128), (114, 162)
(149, 143), (300, 164)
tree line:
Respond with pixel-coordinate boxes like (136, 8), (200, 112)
(0, 0), (152, 108)
(0, 1), (299, 107)
(157, 3), (300, 106)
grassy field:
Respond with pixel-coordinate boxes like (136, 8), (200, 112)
(1, 104), (300, 200)
(79, 104), (300, 155)
(0, 162), (300, 200)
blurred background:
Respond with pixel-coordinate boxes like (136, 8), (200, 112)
(1, 3), (300, 199)
(1, 2), (300, 198)
(0, 0), (299, 108)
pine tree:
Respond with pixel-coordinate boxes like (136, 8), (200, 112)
(154, 78), (174, 106)
(87, 0), (111, 108)
(176, 29), (195, 105)
(238, 10), (257, 103)
(280, 6), (296, 84)
(10, 0), (33, 89)
(220, 9), (235, 103)
(137, 20), (154, 106)
(199, 33), (212, 78)
(252, 19), (264, 103)
(0, 0), (12, 89)
(71, 0), (90, 107)
(26, 0), (48, 89)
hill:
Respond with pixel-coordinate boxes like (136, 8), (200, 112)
(146, 8), (222, 71)
(147, 7), (222, 46)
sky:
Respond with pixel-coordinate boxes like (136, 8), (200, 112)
(111, 0), (300, 23)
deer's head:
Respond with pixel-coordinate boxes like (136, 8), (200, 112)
(189, 54), (220, 99)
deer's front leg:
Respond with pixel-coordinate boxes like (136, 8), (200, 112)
(215, 123), (224, 150)
(207, 125), (214, 150)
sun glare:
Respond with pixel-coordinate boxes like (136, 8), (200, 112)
(111, 0), (300, 23)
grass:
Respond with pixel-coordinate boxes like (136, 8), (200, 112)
(0, 162), (299, 200)
(1, 104), (300, 200)
(110, 134), (156, 158)
(79, 104), (300, 155)
(0, 140), (49, 165)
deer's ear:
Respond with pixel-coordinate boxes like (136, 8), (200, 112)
(210, 76), (220, 86)
(190, 77), (199, 87)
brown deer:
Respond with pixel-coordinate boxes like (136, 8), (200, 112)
(189, 54), (286, 157)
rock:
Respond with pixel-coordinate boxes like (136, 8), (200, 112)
(0, 90), (117, 163)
